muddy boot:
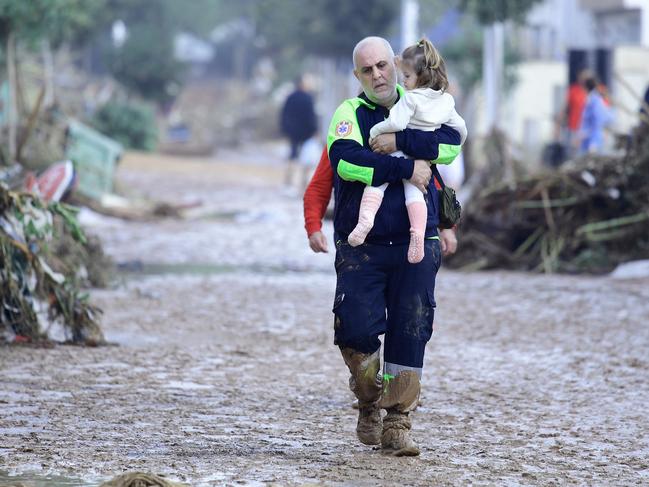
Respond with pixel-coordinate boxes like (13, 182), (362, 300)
(357, 399), (382, 445)
(340, 347), (383, 445)
(381, 409), (420, 456)
(379, 370), (421, 456)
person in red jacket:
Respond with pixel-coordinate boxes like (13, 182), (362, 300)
(563, 69), (591, 157)
(303, 147), (458, 255)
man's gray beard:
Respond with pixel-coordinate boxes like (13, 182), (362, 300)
(370, 88), (398, 108)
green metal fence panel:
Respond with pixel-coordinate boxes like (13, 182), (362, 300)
(65, 120), (122, 201)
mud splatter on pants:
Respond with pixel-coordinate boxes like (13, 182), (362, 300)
(332, 237), (441, 380)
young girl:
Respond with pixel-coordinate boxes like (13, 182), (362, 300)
(348, 38), (467, 263)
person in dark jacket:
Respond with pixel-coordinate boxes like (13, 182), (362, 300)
(641, 84), (649, 124)
(280, 75), (317, 186)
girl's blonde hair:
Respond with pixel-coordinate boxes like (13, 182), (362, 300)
(401, 38), (448, 92)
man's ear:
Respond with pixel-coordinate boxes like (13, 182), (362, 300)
(353, 69), (360, 81)
(394, 56), (401, 68)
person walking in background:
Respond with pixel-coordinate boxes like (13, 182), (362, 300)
(580, 75), (613, 154)
(640, 83), (649, 125)
(563, 69), (591, 157)
(279, 74), (317, 187)
(347, 38), (466, 264)
(327, 36), (463, 456)
(303, 148), (333, 254)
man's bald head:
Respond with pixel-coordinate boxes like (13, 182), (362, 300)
(352, 37), (398, 107)
(352, 36), (395, 69)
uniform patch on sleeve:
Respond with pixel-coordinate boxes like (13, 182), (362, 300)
(335, 120), (353, 138)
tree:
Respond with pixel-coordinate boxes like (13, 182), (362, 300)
(218, 0), (400, 81)
(457, 0), (543, 133)
(442, 17), (520, 95)
(106, 22), (183, 103)
(0, 0), (108, 161)
(459, 0), (543, 25)
(253, 0), (399, 60)
(98, 0), (239, 103)
(0, 0), (106, 47)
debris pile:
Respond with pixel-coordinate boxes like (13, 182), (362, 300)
(447, 124), (649, 273)
(0, 183), (105, 344)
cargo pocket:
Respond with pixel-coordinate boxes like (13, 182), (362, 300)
(425, 238), (442, 272)
(332, 292), (346, 343)
(426, 285), (436, 310)
(424, 284), (436, 338)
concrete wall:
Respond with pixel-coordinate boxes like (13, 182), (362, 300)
(472, 61), (566, 166)
(471, 45), (648, 164)
(506, 61), (566, 160)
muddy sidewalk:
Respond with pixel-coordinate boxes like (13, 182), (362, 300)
(1, 152), (648, 486)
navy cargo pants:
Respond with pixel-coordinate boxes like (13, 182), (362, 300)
(332, 236), (441, 378)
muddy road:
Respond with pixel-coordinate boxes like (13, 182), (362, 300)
(2, 151), (648, 486)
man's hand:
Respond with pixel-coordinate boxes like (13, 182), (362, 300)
(308, 231), (329, 253)
(409, 159), (432, 193)
(439, 228), (457, 256)
(369, 133), (397, 154)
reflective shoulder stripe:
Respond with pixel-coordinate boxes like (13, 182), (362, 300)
(327, 98), (364, 150)
(434, 144), (462, 165)
(337, 159), (374, 185)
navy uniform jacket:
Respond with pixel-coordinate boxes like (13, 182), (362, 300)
(327, 86), (462, 245)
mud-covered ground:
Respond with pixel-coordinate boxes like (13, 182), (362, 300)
(2, 151), (648, 486)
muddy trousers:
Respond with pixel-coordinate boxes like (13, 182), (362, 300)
(332, 238), (441, 377)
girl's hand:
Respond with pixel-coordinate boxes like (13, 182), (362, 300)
(370, 133), (397, 154)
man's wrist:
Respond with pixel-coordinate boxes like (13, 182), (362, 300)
(404, 159), (415, 179)
(394, 131), (404, 151)
(306, 226), (323, 237)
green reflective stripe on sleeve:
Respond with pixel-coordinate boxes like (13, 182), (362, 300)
(337, 159), (374, 185)
(425, 236), (440, 240)
(327, 99), (365, 150)
(434, 144), (461, 165)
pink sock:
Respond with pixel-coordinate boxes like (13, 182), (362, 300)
(348, 190), (384, 247)
(406, 201), (427, 263)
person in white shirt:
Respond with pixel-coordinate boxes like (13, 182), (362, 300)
(348, 38), (467, 264)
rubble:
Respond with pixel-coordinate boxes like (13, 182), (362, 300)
(447, 124), (649, 273)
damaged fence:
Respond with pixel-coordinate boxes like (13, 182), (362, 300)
(447, 124), (649, 273)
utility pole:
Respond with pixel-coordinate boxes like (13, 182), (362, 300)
(401, 0), (419, 52)
(7, 31), (17, 162)
(483, 22), (504, 131)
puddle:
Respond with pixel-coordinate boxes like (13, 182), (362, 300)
(116, 261), (329, 276)
(0, 471), (93, 487)
(195, 209), (241, 221)
(116, 261), (233, 275)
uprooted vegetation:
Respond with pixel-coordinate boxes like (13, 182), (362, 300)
(1, 184), (105, 344)
(448, 124), (649, 273)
